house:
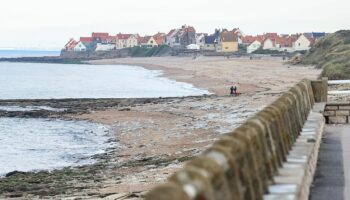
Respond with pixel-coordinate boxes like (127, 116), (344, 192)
(187, 44), (200, 50)
(262, 38), (275, 50)
(232, 28), (244, 44)
(153, 32), (166, 46)
(79, 37), (95, 51)
(195, 33), (206, 49)
(264, 33), (279, 40)
(116, 33), (132, 49)
(127, 34), (139, 48)
(95, 43), (116, 51)
(203, 35), (218, 51)
(115, 34), (139, 49)
(64, 38), (78, 51)
(140, 36), (158, 48)
(275, 36), (295, 52)
(179, 25), (196, 47)
(216, 30), (238, 52)
(92, 32), (111, 43)
(242, 35), (257, 46)
(165, 29), (180, 47)
(293, 34), (312, 51)
(247, 40), (262, 53)
(203, 30), (220, 51)
(164, 25), (196, 48)
(74, 41), (87, 51)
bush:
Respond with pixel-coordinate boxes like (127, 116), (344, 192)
(321, 62), (350, 80)
(252, 49), (285, 54)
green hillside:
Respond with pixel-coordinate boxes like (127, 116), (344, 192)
(302, 30), (350, 79)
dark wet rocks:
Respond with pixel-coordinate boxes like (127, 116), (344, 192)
(0, 96), (214, 118)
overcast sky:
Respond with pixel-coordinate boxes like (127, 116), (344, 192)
(0, 0), (349, 50)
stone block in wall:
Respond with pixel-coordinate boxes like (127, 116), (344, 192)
(145, 182), (191, 200)
(325, 106), (338, 111)
(324, 110), (335, 116)
(336, 110), (350, 116)
(339, 106), (350, 110)
(311, 78), (328, 102)
(328, 116), (347, 124)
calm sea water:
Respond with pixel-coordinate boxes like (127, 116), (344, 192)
(0, 62), (209, 99)
(0, 50), (60, 58)
(0, 51), (209, 175)
(0, 118), (111, 176)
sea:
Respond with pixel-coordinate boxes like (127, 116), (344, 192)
(0, 50), (210, 176)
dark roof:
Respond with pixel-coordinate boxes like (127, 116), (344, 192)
(220, 31), (238, 42)
(204, 35), (217, 44)
(312, 32), (326, 38)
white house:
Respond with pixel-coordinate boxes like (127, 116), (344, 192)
(262, 38), (275, 50)
(95, 43), (116, 51)
(293, 35), (311, 51)
(74, 41), (87, 51)
(187, 44), (200, 50)
(247, 40), (261, 53)
(165, 29), (180, 47)
(195, 33), (206, 49)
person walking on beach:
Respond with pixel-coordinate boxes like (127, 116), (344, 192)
(230, 86), (234, 95)
(233, 86), (237, 95)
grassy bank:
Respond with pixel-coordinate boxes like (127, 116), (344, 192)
(302, 30), (350, 79)
(127, 45), (171, 57)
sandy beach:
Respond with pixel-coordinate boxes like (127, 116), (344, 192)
(0, 56), (321, 199)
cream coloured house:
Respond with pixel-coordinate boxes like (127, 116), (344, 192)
(216, 30), (238, 52)
(262, 38), (275, 50)
(140, 36), (158, 47)
(127, 35), (139, 48)
(293, 34), (311, 51)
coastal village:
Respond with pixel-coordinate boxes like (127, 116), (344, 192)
(64, 25), (326, 54)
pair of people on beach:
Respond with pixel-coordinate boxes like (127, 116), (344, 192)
(230, 85), (238, 95)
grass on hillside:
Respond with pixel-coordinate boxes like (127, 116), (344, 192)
(302, 30), (350, 79)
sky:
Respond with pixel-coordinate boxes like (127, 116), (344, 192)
(0, 0), (349, 50)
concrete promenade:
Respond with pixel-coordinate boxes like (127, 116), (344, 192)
(310, 125), (350, 200)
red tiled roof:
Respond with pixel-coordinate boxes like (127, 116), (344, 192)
(242, 36), (256, 44)
(153, 33), (165, 45)
(64, 38), (78, 49)
(92, 32), (109, 38)
(167, 29), (176, 36)
(140, 36), (151, 44)
(265, 33), (278, 39)
(155, 37), (164, 45)
(116, 34), (132, 40)
(307, 36), (316, 45)
(80, 37), (93, 42)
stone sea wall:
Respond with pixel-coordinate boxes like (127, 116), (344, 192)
(324, 102), (350, 124)
(146, 79), (328, 200)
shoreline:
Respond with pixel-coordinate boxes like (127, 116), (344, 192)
(0, 57), (321, 199)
